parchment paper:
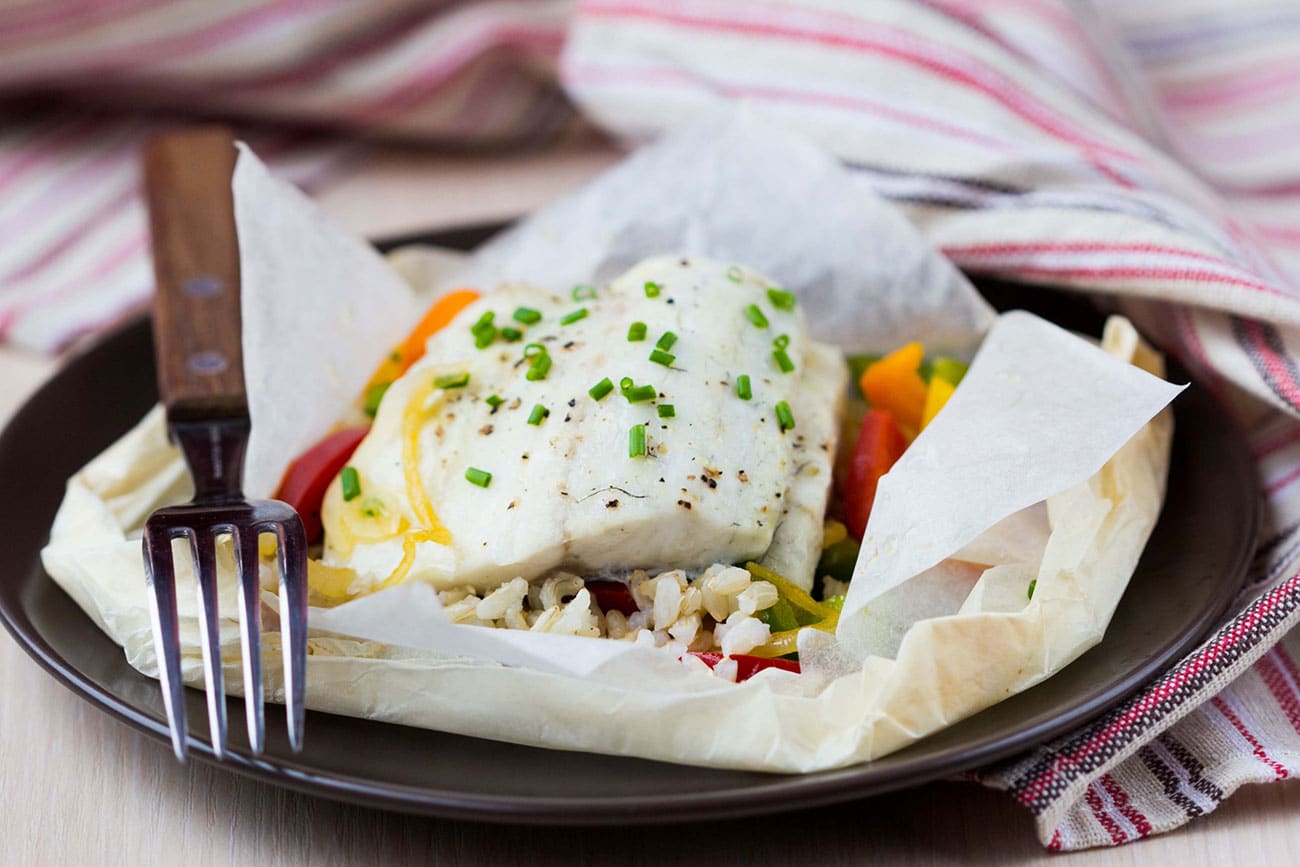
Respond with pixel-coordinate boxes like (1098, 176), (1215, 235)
(40, 114), (1181, 771)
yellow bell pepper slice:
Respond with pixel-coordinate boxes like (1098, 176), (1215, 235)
(920, 375), (955, 430)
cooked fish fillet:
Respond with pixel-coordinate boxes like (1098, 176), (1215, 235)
(321, 256), (844, 593)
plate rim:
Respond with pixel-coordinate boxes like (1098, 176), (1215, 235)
(0, 226), (1259, 825)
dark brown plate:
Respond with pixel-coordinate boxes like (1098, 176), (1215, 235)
(0, 224), (1256, 825)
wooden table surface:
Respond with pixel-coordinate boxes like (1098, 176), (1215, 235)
(3, 139), (1299, 866)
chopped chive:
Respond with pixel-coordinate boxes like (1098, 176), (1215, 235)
(656, 331), (678, 351)
(775, 400), (795, 431)
(572, 284), (597, 301)
(1027, 579), (1037, 600)
(560, 307), (589, 326)
(726, 265), (744, 283)
(474, 311), (495, 328)
(465, 467), (492, 488)
(513, 307), (542, 325)
(649, 349), (676, 367)
(523, 343), (546, 358)
(340, 466), (361, 501)
(629, 424), (647, 458)
(362, 382), (390, 417)
(473, 324), (496, 349)
(589, 377), (614, 401)
(736, 375), (752, 401)
(744, 304), (769, 328)
(485, 394), (504, 408)
(527, 404), (549, 425)
(773, 349), (795, 374)
(644, 281), (662, 298)
(767, 288), (797, 311)
(621, 378), (657, 403)
(526, 352), (552, 381)
(627, 321), (647, 341)
(500, 327), (523, 342)
(658, 404), (675, 418)
(434, 371), (470, 389)
(773, 334), (790, 350)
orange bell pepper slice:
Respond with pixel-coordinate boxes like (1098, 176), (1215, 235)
(859, 341), (927, 433)
(399, 288), (481, 370)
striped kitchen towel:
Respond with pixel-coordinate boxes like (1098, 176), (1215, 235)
(6, 0), (1300, 850)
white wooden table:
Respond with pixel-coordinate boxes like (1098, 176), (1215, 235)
(2, 140), (1298, 866)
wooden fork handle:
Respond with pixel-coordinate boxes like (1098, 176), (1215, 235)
(144, 127), (248, 423)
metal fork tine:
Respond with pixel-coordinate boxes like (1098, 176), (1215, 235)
(143, 522), (189, 761)
(191, 528), (228, 760)
(275, 520), (309, 753)
(234, 526), (266, 755)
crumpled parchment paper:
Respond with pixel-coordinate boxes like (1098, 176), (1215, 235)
(40, 113), (1181, 772)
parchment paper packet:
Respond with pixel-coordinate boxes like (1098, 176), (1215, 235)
(41, 113), (1182, 772)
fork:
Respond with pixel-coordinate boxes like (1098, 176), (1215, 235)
(140, 128), (309, 762)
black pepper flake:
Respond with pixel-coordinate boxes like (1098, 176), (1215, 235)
(479, 424), (494, 436)
(677, 499), (692, 510)
(659, 477), (665, 483)
(563, 341), (576, 350)
(679, 258), (689, 266)
(606, 499), (620, 509)
(666, 298), (676, 305)
(521, 453), (530, 460)
(705, 477), (718, 489)
(567, 398), (576, 407)
(738, 470), (749, 483)
(564, 414), (572, 422)
(507, 500), (517, 510)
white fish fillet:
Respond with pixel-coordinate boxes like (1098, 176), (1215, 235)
(323, 256), (844, 592)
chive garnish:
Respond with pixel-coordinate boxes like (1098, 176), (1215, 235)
(627, 321), (647, 341)
(767, 288), (797, 310)
(474, 311), (495, 328)
(527, 404), (549, 425)
(644, 281), (662, 298)
(629, 424), (647, 458)
(526, 352), (552, 381)
(485, 394), (504, 408)
(773, 334), (790, 350)
(726, 265), (744, 283)
(744, 304), (769, 328)
(589, 377), (614, 401)
(736, 375), (752, 401)
(513, 307), (542, 325)
(572, 284), (597, 301)
(649, 349), (675, 367)
(775, 401), (795, 431)
(656, 331), (678, 351)
(620, 377), (657, 403)
(500, 327), (523, 342)
(773, 349), (795, 374)
(465, 467), (492, 488)
(1027, 579), (1037, 600)
(523, 343), (546, 358)
(362, 382), (390, 417)
(434, 371), (470, 389)
(658, 404), (675, 418)
(473, 324), (496, 349)
(340, 466), (361, 501)
(560, 308), (589, 326)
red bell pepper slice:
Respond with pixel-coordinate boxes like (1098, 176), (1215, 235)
(274, 426), (370, 544)
(843, 409), (907, 540)
(689, 652), (801, 681)
(584, 579), (640, 617)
